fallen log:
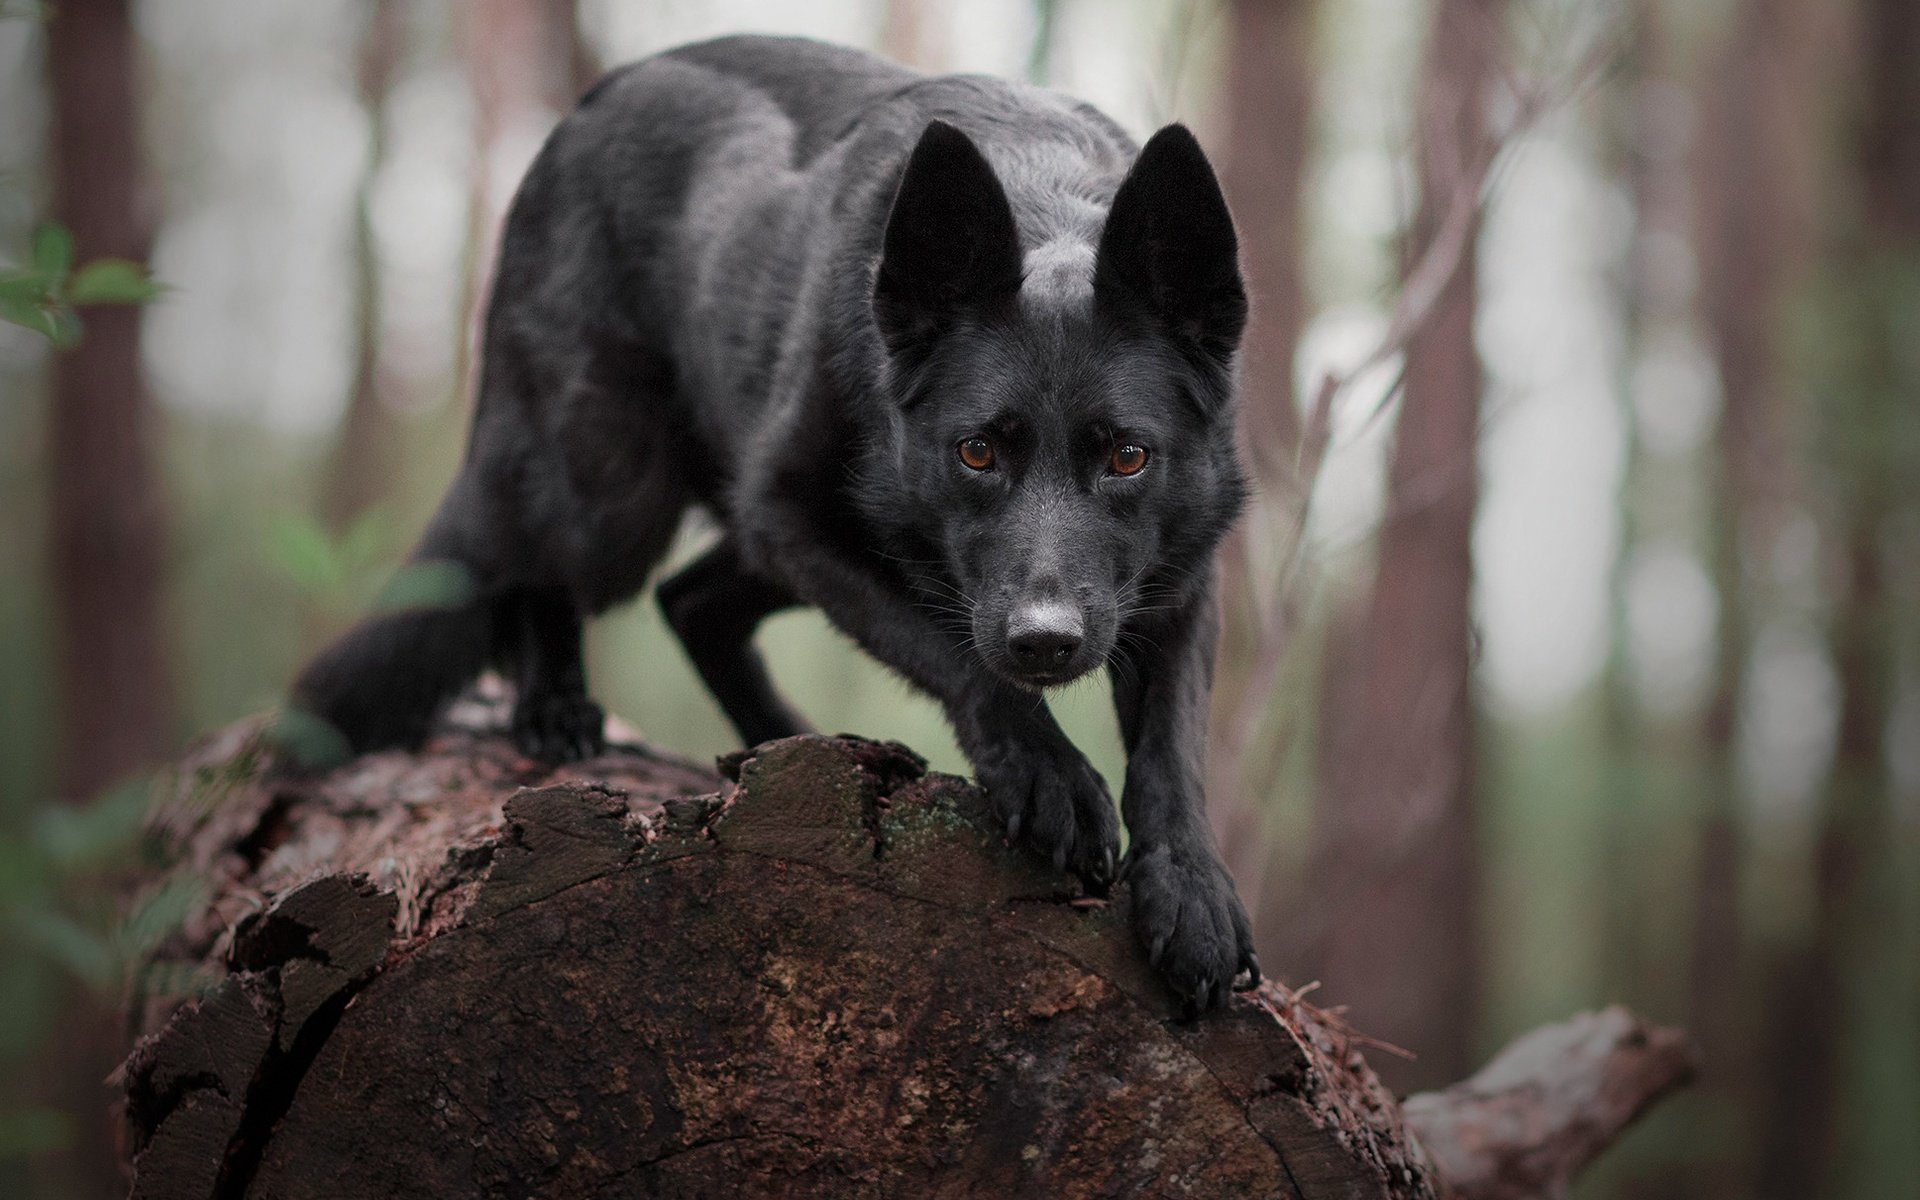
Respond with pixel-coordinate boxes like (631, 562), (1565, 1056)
(119, 698), (1695, 1198)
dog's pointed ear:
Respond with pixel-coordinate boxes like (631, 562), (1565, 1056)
(873, 120), (1023, 353)
(1095, 124), (1247, 359)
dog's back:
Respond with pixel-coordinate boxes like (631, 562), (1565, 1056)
(516, 36), (1136, 452)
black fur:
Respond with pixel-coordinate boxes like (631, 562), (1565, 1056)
(293, 35), (1258, 1010)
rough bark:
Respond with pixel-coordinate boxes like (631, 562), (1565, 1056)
(119, 698), (1690, 1198)
(1302, 0), (1501, 1092)
(47, 0), (172, 802)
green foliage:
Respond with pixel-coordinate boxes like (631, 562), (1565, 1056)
(2, 769), (221, 992)
(0, 764), (218, 1174)
(0, 756), (235, 1167)
(372, 558), (476, 614)
(33, 777), (151, 873)
(0, 223), (160, 347)
(266, 507), (474, 619)
(0, 773), (201, 996)
(266, 510), (387, 601)
(264, 706), (351, 772)
(261, 509), (476, 770)
(68, 258), (163, 305)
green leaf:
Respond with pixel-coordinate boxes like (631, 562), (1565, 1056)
(31, 223), (71, 281)
(267, 514), (347, 596)
(0, 831), (49, 907)
(34, 774), (153, 871)
(265, 706), (352, 772)
(372, 559), (476, 616)
(338, 507), (394, 574)
(0, 268), (51, 302)
(0, 292), (59, 341)
(114, 875), (208, 963)
(48, 303), (82, 348)
(69, 258), (162, 305)
(9, 908), (116, 991)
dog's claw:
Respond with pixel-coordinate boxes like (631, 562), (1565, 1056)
(979, 742), (1119, 889)
(1127, 841), (1256, 1017)
(1235, 951), (1262, 991)
(1078, 847), (1116, 897)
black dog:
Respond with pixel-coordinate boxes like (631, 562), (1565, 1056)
(294, 35), (1257, 1010)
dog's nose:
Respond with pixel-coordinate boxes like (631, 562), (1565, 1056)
(1007, 601), (1083, 673)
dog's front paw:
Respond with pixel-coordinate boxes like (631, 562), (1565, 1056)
(511, 693), (607, 763)
(1126, 841), (1259, 1015)
(977, 742), (1121, 892)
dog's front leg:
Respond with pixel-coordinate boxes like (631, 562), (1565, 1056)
(1110, 575), (1259, 1014)
(737, 497), (1121, 887)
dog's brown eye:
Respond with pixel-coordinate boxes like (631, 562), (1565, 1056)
(958, 436), (995, 471)
(1110, 443), (1149, 476)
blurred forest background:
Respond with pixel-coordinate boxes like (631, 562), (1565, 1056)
(1, 0), (1915, 1196)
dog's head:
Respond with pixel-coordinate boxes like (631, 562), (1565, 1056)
(863, 119), (1247, 691)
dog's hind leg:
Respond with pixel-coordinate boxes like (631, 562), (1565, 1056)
(500, 585), (606, 761)
(658, 539), (810, 748)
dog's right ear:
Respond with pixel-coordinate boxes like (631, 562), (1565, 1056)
(873, 120), (1023, 354)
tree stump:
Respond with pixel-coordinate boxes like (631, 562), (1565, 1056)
(120, 698), (1695, 1198)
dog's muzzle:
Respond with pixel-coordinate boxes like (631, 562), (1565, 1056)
(1004, 599), (1085, 686)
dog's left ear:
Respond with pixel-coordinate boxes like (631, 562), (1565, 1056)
(1095, 124), (1247, 360)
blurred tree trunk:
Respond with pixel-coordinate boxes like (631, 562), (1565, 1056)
(1300, 0), (1503, 1092)
(1219, 0), (1312, 480)
(46, 0), (172, 803)
(1757, 0), (1915, 1192)
(881, 0), (944, 69)
(1207, 0), (1317, 925)
(1605, 2), (1827, 1190)
(40, 5), (170, 1197)
(1675, 1), (1831, 1195)
(1758, 512), (1893, 1200)
(1596, 0), (1662, 1030)
(452, 0), (593, 410)
(320, 0), (409, 533)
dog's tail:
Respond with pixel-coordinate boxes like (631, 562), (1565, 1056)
(285, 525), (497, 765)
